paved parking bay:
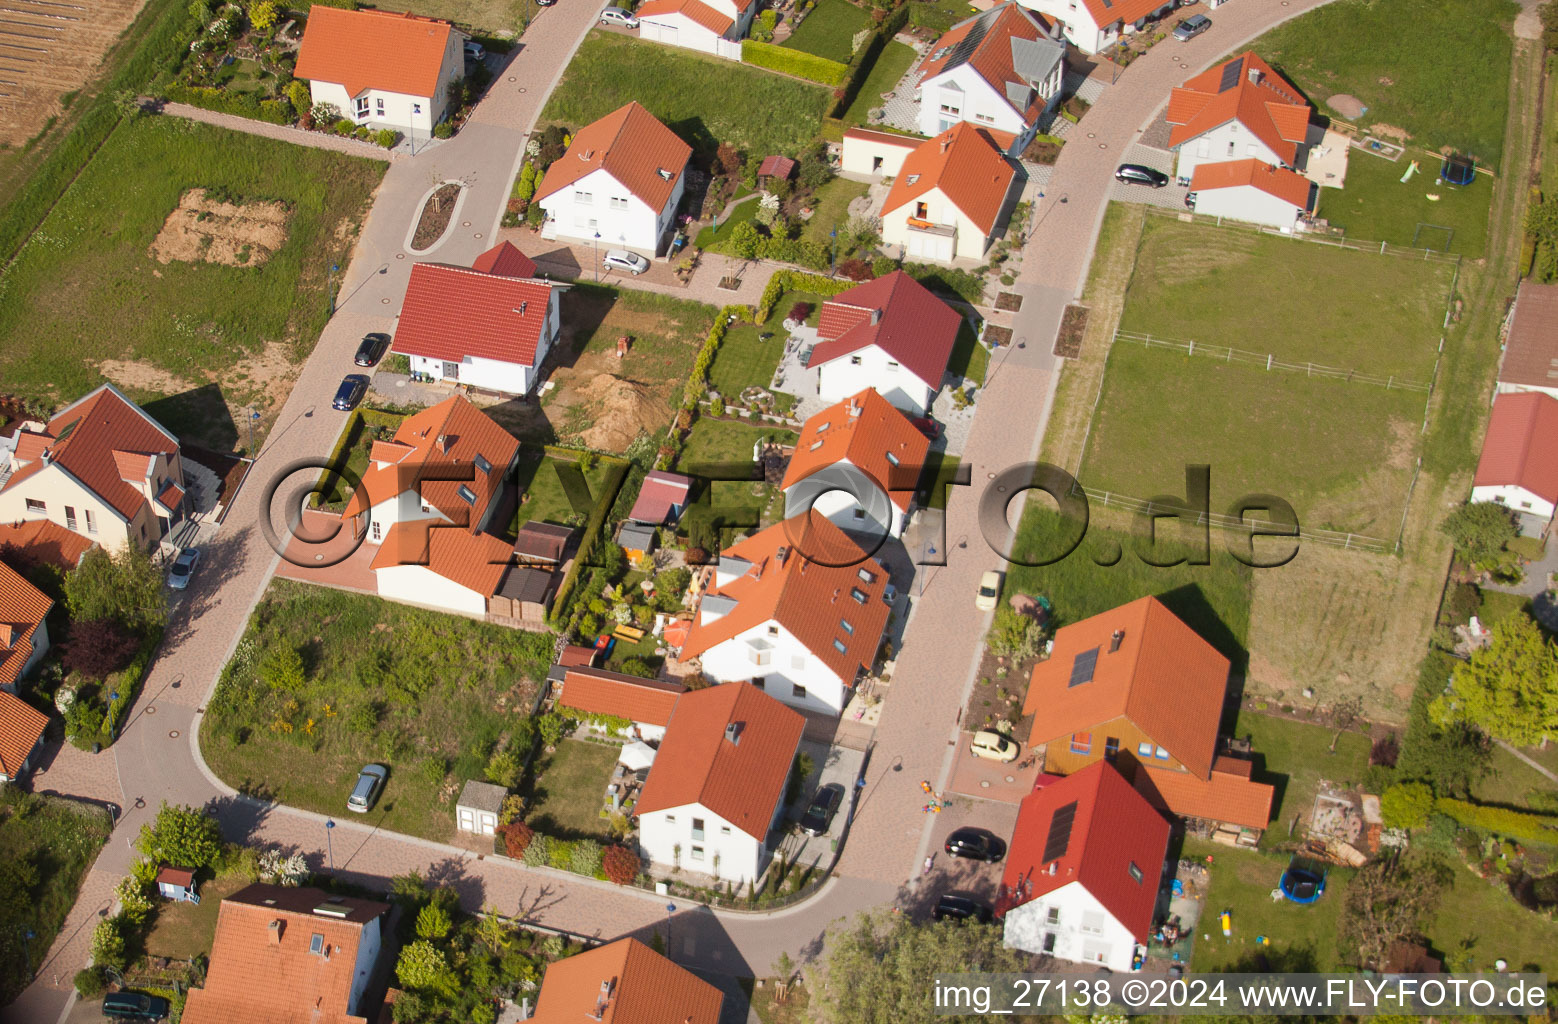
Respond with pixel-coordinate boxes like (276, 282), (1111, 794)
(779, 740), (866, 873)
(907, 799), (1021, 917)
(1111, 142), (1192, 209)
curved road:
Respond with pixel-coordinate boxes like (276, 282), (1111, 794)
(8, 1), (1341, 1019)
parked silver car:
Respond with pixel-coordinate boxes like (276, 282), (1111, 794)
(602, 248), (650, 275)
(600, 6), (639, 27)
(348, 764), (388, 812)
(1172, 13), (1211, 39)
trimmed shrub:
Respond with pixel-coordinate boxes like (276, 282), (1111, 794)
(375, 128), (399, 148)
(521, 833), (553, 866)
(569, 839), (604, 876)
(1435, 797), (1558, 846)
(603, 844), (639, 884)
(498, 821), (534, 858)
(1381, 782), (1434, 830)
(433, 121), (453, 139)
(741, 40), (847, 86)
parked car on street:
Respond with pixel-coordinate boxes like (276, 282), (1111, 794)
(332, 374), (369, 411)
(167, 548), (201, 591)
(1172, 13), (1211, 39)
(1115, 164), (1170, 188)
(600, 7), (638, 27)
(944, 827), (1006, 862)
(464, 40), (486, 61)
(348, 763), (388, 812)
(975, 570), (1001, 611)
(969, 730), (1019, 763)
(354, 332), (391, 367)
(800, 782), (845, 836)
(102, 991), (171, 1021)
(933, 892), (994, 923)
(602, 249), (650, 275)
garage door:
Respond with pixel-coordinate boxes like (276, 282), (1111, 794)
(907, 232), (953, 262)
(642, 20), (678, 43)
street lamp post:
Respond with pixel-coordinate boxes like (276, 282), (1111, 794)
(105, 690), (121, 740)
(593, 232), (601, 282)
(328, 263), (340, 315)
(326, 819), (336, 873)
(664, 902), (675, 959)
(917, 542), (937, 597)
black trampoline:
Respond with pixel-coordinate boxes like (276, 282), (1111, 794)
(1441, 154), (1476, 186)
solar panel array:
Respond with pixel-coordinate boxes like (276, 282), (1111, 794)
(1042, 800), (1078, 862)
(1218, 56), (1245, 93)
(1068, 647), (1100, 687)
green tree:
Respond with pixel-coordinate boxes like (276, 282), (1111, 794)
(396, 940), (458, 996)
(985, 606), (1041, 661)
(136, 801), (224, 870)
(537, 711), (569, 748)
(1337, 854), (1450, 969)
(259, 642), (306, 693)
(1380, 782), (1434, 830)
(1432, 615), (1558, 746)
(485, 746), (522, 788)
(475, 907), (512, 952)
(809, 909), (1023, 1023)
(65, 546), (165, 634)
(515, 163), (538, 202)
(414, 902), (452, 941)
(1527, 193), (1558, 282)
(249, 0), (279, 30)
(286, 81), (311, 118)
(1439, 502), (1519, 564)
(729, 220), (761, 260)
(90, 917), (128, 971)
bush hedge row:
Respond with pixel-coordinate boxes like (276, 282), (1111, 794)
(97, 628), (164, 749)
(165, 84), (292, 124)
(548, 460), (631, 627)
(682, 304), (756, 410)
(1436, 797), (1558, 847)
(741, 40), (847, 86)
(756, 269), (850, 321)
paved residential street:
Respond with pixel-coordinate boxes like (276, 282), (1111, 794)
(5, 1), (1347, 1020)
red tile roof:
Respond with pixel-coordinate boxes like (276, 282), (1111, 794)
(1167, 52), (1310, 166)
(0, 690), (46, 779)
(294, 6), (455, 100)
(156, 866), (196, 888)
(1497, 281), (1558, 389)
(919, 3), (1057, 127)
(558, 644), (600, 667)
(0, 519), (93, 570)
(1189, 158), (1313, 210)
(0, 561), (51, 688)
(782, 389), (930, 513)
(555, 667), (685, 727)
(1069, 0), (1173, 31)
(808, 270), (963, 388)
(370, 520), (513, 597)
(1022, 597), (1230, 778)
(996, 761), (1170, 941)
(1133, 757), (1274, 831)
(680, 513), (891, 681)
(2, 384), (179, 524)
(535, 102), (691, 212)
(634, 683), (803, 838)
(628, 471), (691, 524)
(1474, 391), (1558, 503)
(392, 243), (561, 370)
(344, 395), (517, 522)
(183, 883), (388, 1024)
(638, 0), (734, 34)
(757, 155), (797, 179)
(882, 122), (1017, 235)
(532, 937), (723, 1024)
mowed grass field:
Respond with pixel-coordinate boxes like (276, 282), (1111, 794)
(1317, 148), (1493, 257)
(0, 116), (383, 446)
(783, 0), (872, 63)
(540, 32), (831, 158)
(842, 41), (918, 126)
(1247, 0), (1516, 167)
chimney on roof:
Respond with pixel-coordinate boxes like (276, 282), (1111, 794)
(40, 448), (51, 465)
(776, 546), (788, 566)
(847, 400), (861, 417)
(1109, 629), (1124, 653)
(268, 919), (285, 945)
(869, 308), (881, 325)
(941, 136), (952, 152)
(519, 301), (528, 316)
(1248, 67), (1263, 86)
(725, 721), (742, 745)
(0, 625), (12, 649)
(437, 434), (450, 453)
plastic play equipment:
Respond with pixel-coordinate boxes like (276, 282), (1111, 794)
(1400, 160), (1419, 183)
(1279, 858), (1328, 904)
(1219, 910), (1232, 936)
(1441, 153), (1477, 186)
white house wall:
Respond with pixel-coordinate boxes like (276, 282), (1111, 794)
(1002, 881), (1139, 972)
(1470, 484), (1556, 522)
(918, 69), (1030, 141)
(0, 460), (133, 552)
(1190, 186), (1302, 231)
(815, 342), (938, 415)
(783, 458), (908, 540)
(840, 135), (917, 178)
(375, 564), (489, 617)
(640, 13), (723, 55)
(638, 803), (768, 883)
(347, 916), (383, 1015)
(540, 167), (687, 255)
(699, 620), (849, 714)
(1016, 0), (1111, 52)
(1175, 124), (1286, 181)
(1494, 382), (1558, 402)
(882, 185), (996, 262)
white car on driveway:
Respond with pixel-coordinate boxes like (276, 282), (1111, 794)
(975, 570), (1001, 611)
(602, 249), (649, 275)
(600, 7), (638, 27)
(167, 548), (201, 591)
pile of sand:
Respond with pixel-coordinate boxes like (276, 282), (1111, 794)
(576, 373), (671, 452)
(150, 188), (290, 266)
(1327, 94), (1366, 119)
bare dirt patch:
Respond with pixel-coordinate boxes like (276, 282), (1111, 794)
(411, 183), (461, 251)
(97, 360), (198, 396)
(573, 374), (672, 451)
(1054, 305), (1089, 359)
(150, 189), (291, 267)
(0, 0), (145, 145)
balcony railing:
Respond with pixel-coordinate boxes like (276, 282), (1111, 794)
(905, 218), (956, 236)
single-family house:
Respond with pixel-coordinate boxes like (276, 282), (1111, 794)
(1017, 0), (1172, 53)
(531, 937), (723, 1024)
(638, 0), (754, 60)
(293, 6), (465, 136)
(634, 682), (803, 883)
(456, 780), (507, 836)
(806, 270), (965, 415)
(880, 122), (1019, 264)
(916, 3), (1065, 153)
(0, 561), (52, 692)
(997, 760), (1170, 971)
(1496, 281), (1558, 401)
(628, 470), (692, 525)
(0, 691), (47, 785)
(0, 383), (188, 553)
(547, 663), (685, 742)
(1167, 52), (1311, 183)
(1187, 158), (1314, 230)
(536, 102), (692, 257)
(679, 513), (892, 715)
(1022, 596), (1273, 838)
(782, 388), (930, 539)
(155, 866), (200, 903)
(840, 127), (921, 179)
(1471, 391), (1558, 534)
(392, 241), (566, 396)
(183, 884), (390, 1024)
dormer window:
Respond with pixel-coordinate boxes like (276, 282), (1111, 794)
(457, 485), (477, 505)
(857, 568), (875, 583)
(474, 454), (492, 474)
(850, 587), (867, 603)
(832, 638), (847, 653)
(886, 452), (900, 466)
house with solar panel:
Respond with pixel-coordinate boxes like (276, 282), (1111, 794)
(915, 3), (1066, 153)
(390, 241), (565, 395)
(1017, 0), (1174, 54)
(1166, 52), (1312, 184)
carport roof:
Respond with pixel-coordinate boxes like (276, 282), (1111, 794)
(1498, 281), (1558, 389)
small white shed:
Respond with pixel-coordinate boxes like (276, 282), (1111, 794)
(155, 865), (199, 904)
(457, 779), (508, 836)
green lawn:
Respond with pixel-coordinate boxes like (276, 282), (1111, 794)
(540, 31), (831, 159)
(679, 418), (797, 532)
(1315, 147), (1493, 257)
(842, 41), (918, 127)
(384, 0), (529, 33)
(783, 0), (872, 63)
(947, 321), (987, 385)
(711, 290), (828, 399)
(523, 738), (620, 840)
(1429, 855), (1558, 973)
(1186, 838), (1352, 972)
(1079, 344), (1428, 536)
(203, 581), (554, 843)
(1246, 0), (1516, 167)
(1119, 216), (1453, 378)
(0, 791), (113, 1004)
(1472, 745), (1558, 813)
(801, 177), (870, 245)
(509, 448), (617, 536)
(144, 873), (247, 961)
(908, 0), (976, 35)
(1004, 507), (1253, 668)
(694, 195), (761, 249)
(1231, 710), (1372, 843)
(0, 116), (383, 450)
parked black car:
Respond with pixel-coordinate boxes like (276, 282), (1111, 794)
(102, 991), (171, 1021)
(800, 782), (845, 837)
(944, 827), (1006, 862)
(933, 892), (994, 923)
(354, 332), (391, 367)
(332, 374), (369, 411)
(1115, 163), (1171, 187)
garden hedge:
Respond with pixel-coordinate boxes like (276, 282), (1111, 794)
(681, 304), (755, 410)
(165, 85), (292, 124)
(741, 40), (847, 87)
(98, 627), (164, 749)
(547, 460), (631, 628)
(1435, 797), (1558, 847)
(756, 269), (851, 321)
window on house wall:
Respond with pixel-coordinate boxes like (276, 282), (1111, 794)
(355, 97), (369, 119)
(1045, 906), (1060, 925)
(1104, 737), (1119, 760)
(850, 356), (862, 365)
(376, 98), (385, 116)
(371, 521), (382, 541)
(413, 103), (423, 114)
(720, 825), (731, 836)
(24, 499), (44, 514)
(692, 818), (705, 839)
(1069, 732), (1092, 754)
(768, 625), (780, 636)
(691, 845), (705, 861)
(914, 201), (928, 219)
(791, 683), (807, 699)
(64, 506), (77, 530)
(84, 509), (96, 534)
(666, 814), (677, 823)
(852, 508), (866, 520)
(752, 676), (766, 688)
(1043, 932), (1057, 953)
(1137, 741), (1153, 757)
(975, 112), (995, 124)
(610, 197), (629, 210)
(1155, 746), (1170, 760)
(577, 191), (594, 205)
